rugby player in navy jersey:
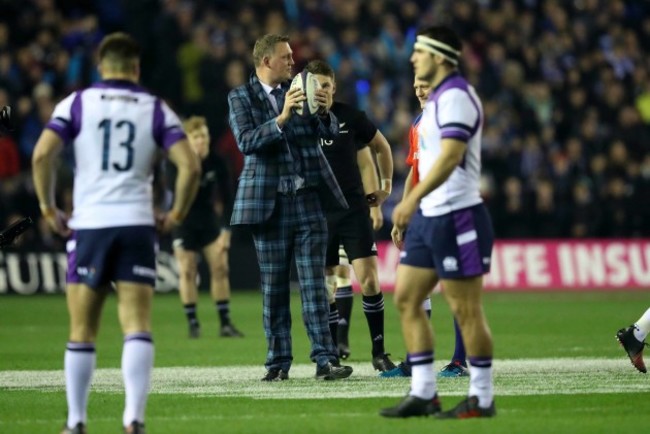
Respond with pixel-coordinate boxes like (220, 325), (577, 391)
(168, 116), (244, 339)
(305, 60), (396, 372)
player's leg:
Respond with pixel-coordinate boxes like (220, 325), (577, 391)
(113, 226), (158, 431)
(437, 277), (494, 417)
(116, 281), (154, 432)
(380, 264), (440, 417)
(62, 230), (111, 432)
(616, 306), (650, 373)
(437, 281), (469, 377)
(173, 243), (200, 337)
(203, 236), (244, 337)
(350, 255), (395, 371)
(342, 206), (395, 370)
(324, 232), (341, 348)
(334, 259), (353, 358)
(434, 204), (495, 418)
(381, 213), (441, 417)
(64, 282), (110, 432)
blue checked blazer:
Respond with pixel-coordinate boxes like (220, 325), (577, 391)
(228, 74), (348, 225)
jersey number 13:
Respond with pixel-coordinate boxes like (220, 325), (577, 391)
(98, 118), (135, 171)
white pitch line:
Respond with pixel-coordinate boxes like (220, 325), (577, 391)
(1, 358), (647, 399)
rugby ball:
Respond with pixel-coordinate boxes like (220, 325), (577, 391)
(290, 70), (321, 117)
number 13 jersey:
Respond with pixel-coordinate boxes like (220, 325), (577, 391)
(46, 79), (186, 229)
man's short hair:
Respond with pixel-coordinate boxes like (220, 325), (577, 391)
(253, 34), (290, 67)
(305, 60), (335, 79)
(98, 32), (140, 73)
(183, 116), (207, 133)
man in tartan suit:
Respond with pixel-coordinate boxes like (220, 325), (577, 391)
(228, 34), (353, 381)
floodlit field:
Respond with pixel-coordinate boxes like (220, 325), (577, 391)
(1, 290), (649, 434)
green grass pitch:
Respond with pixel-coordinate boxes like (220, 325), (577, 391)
(1, 290), (649, 433)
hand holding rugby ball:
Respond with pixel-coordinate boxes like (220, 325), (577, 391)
(290, 71), (322, 117)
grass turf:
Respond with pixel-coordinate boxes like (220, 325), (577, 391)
(1, 290), (649, 433)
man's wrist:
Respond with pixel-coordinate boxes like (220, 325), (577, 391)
(169, 209), (185, 224)
(40, 203), (55, 218)
(381, 178), (392, 193)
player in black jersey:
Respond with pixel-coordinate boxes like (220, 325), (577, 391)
(169, 116), (243, 338)
(305, 60), (395, 372)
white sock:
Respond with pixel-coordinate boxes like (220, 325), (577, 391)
(122, 333), (154, 427)
(65, 343), (96, 428)
(421, 297), (431, 311)
(633, 307), (650, 342)
(468, 359), (494, 408)
(409, 363), (436, 399)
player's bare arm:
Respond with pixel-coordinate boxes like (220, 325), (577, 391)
(32, 129), (70, 237)
(391, 168), (414, 249)
(357, 146), (384, 229)
(163, 138), (201, 233)
(357, 146), (380, 202)
(392, 138), (466, 228)
(367, 130), (393, 204)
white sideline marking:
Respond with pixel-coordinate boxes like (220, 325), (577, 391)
(1, 358), (647, 399)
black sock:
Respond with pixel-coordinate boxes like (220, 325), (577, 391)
(335, 285), (353, 345)
(184, 303), (199, 326)
(329, 303), (339, 347)
(426, 309), (432, 319)
(216, 300), (231, 326)
(362, 292), (385, 357)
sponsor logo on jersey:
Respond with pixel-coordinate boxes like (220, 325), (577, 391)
(76, 266), (96, 277)
(133, 266), (156, 279)
(442, 256), (458, 271)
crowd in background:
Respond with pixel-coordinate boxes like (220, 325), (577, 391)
(1, 0), (649, 250)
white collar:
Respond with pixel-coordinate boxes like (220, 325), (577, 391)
(259, 80), (281, 97)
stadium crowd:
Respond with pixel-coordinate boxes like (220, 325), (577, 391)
(1, 0), (649, 247)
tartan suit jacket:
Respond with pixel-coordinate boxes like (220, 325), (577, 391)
(228, 74), (348, 225)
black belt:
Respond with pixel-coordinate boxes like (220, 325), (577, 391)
(278, 187), (316, 197)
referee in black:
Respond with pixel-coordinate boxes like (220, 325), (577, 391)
(168, 116), (244, 338)
(305, 60), (395, 372)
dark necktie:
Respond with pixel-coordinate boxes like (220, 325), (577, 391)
(270, 88), (284, 115)
(270, 87), (303, 176)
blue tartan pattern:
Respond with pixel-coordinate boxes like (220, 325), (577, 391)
(252, 193), (338, 370)
(228, 74), (348, 226)
(228, 73), (345, 371)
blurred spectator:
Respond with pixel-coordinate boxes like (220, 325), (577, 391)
(0, 0), (648, 246)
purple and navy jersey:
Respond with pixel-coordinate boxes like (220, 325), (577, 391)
(418, 72), (483, 217)
(46, 79), (185, 229)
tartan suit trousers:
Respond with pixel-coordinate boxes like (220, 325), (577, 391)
(251, 190), (339, 371)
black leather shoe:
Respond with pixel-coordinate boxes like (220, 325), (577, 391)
(372, 353), (397, 372)
(261, 368), (289, 381)
(380, 394), (441, 418)
(315, 362), (353, 380)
